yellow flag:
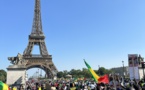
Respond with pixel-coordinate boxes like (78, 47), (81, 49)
(38, 87), (41, 90)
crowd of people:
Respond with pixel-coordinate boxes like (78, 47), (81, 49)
(4, 75), (145, 90)
(23, 76), (145, 90)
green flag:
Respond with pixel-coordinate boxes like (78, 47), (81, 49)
(84, 60), (100, 82)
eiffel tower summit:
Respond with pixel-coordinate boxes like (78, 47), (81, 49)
(7, 0), (58, 86)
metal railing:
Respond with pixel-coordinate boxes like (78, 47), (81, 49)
(23, 54), (52, 58)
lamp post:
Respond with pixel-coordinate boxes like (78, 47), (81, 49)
(122, 61), (125, 79)
(98, 65), (100, 75)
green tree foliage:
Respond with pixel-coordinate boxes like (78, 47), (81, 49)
(57, 67), (112, 78)
(57, 71), (64, 78)
(63, 70), (68, 77)
(105, 69), (113, 74)
(69, 69), (76, 76)
(97, 67), (113, 76)
(82, 68), (91, 78)
(0, 69), (7, 82)
(57, 70), (69, 78)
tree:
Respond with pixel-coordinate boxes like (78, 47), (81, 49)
(105, 69), (112, 74)
(68, 69), (82, 78)
(57, 71), (64, 78)
(63, 70), (68, 77)
(97, 67), (107, 76)
(82, 68), (91, 78)
(0, 69), (7, 82)
(57, 67), (113, 79)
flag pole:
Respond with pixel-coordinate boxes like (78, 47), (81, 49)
(112, 69), (116, 90)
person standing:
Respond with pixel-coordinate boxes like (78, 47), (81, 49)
(89, 82), (96, 90)
(50, 84), (56, 90)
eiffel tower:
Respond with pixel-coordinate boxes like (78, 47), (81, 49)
(23, 0), (58, 77)
(7, 0), (57, 85)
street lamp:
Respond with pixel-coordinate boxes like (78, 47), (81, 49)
(98, 65), (100, 75)
(122, 61), (125, 79)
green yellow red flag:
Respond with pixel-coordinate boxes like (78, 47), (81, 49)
(84, 60), (100, 82)
(0, 81), (9, 90)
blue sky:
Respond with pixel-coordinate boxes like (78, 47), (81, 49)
(0, 0), (145, 77)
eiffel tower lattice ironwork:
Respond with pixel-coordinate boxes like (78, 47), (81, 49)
(24, 0), (48, 56)
(23, 0), (58, 77)
(8, 0), (58, 79)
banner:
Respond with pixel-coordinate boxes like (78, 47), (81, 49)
(128, 54), (140, 80)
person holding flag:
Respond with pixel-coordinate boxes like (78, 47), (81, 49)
(84, 59), (109, 85)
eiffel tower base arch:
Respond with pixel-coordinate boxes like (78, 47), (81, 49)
(6, 65), (26, 88)
(6, 63), (57, 87)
